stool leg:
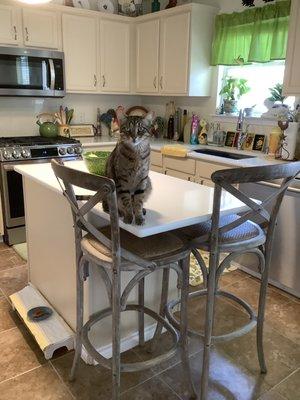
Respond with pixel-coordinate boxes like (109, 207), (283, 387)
(138, 277), (145, 347)
(201, 253), (218, 400)
(112, 267), (121, 400)
(180, 256), (197, 399)
(150, 268), (170, 352)
(257, 252), (268, 374)
(70, 257), (86, 381)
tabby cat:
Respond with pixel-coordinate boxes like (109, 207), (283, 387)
(103, 112), (153, 225)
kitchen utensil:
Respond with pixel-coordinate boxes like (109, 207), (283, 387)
(27, 306), (53, 322)
(83, 151), (111, 175)
(36, 113), (58, 138)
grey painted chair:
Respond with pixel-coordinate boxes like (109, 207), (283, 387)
(51, 159), (196, 400)
(166, 161), (300, 400)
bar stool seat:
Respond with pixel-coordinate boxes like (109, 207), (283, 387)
(176, 213), (266, 252)
(82, 226), (185, 267)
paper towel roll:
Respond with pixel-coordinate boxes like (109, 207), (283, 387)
(285, 122), (299, 160)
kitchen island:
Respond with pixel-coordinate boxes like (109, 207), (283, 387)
(14, 160), (250, 361)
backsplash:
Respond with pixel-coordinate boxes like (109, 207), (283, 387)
(0, 94), (140, 137)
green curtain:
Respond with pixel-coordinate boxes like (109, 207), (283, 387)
(211, 0), (291, 66)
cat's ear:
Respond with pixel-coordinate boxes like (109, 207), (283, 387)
(142, 111), (155, 127)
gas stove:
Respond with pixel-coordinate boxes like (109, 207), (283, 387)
(0, 136), (82, 162)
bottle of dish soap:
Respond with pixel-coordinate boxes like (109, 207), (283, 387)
(190, 115), (199, 145)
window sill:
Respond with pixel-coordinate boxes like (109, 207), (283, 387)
(210, 114), (278, 126)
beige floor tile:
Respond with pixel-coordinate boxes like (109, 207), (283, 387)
(0, 249), (26, 272)
(121, 376), (180, 399)
(160, 348), (270, 400)
(0, 326), (45, 383)
(218, 269), (250, 288)
(273, 369), (300, 400)
(52, 349), (155, 400)
(259, 390), (287, 400)
(0, 364), (73, 400)
(0, 295), (21, 333)
(217, 324), (300, 387)
(0, 265), (28, 297)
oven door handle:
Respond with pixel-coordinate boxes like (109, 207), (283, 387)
(48, 59), (55, 91)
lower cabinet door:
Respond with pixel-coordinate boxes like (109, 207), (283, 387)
(150, 165), (164, 173)
(165, 169), (194, 181)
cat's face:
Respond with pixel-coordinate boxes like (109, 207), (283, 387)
(120, 112), (154, 145)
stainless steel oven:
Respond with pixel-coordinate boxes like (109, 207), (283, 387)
(0, 46), (65, 97)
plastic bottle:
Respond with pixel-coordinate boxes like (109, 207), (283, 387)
(151, 0), (160, 12)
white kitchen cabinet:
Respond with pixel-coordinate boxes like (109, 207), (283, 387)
(150, 150), (163, 167)
(22, 9), (59, 49)
(150, 165), (164, 173)
(165, 169), (194, 181)
(62, 13), (98, 92)
(136, 3), (216, 96)
(283, 0), (300, 95)
(0, 4), (21, 46)
(159, 11), (190, 94)
(100, 19), (130, 93)
(136, 19), (160, 93)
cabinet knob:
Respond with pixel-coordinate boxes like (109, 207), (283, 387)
(159, 76), (163, 90)
(13, 26), (17, 41)
(25, 27), (29, 41)
(153, 76), (157, 89)
(102, 75), (106, 87)
(94, 74), (97, 87)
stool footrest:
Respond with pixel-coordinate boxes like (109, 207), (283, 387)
(166, 289), (257, 343)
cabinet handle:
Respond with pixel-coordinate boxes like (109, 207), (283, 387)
(13, 26), (17, 41)
(159, 76), (163, 90)
(25, 27), (29, 41)
(94, 74), (97, 87)
(102, 75), (106, 87)
(153, 76), (157, 89)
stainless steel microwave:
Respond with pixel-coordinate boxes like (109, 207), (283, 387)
(0, 46), (65, 97)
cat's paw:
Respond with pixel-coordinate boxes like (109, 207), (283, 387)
(123, 214), (133, 224)
(135, 216), (145, 225)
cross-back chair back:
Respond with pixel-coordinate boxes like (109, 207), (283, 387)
(209, 162), (300, 249)
(51, 160), (152, 269)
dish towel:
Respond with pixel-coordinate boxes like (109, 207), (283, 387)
(161, 145), (188, 158)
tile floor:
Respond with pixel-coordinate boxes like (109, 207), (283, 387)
(0, 243), (299, 399)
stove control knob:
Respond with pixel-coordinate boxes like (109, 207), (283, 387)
(74, 146), (83, 155)
(12, 150), (21, 159)
(67, 147), (75, 154)
(21, 149), (31, 159)
(58, 147), (67, 156)
(2, 150), (12, 160)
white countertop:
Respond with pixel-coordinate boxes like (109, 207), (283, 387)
(80, 136), (285, 168)
(15, 160), (250, 237)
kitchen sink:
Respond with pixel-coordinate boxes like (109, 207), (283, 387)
(193, 148), (256, 160)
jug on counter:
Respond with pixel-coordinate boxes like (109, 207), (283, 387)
(36, 113), (58, 138)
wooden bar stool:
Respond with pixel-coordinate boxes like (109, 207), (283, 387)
(166, 162), (300, 400)
(51, 160), (196, 400)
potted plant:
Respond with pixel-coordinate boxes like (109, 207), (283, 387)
(268, 83), (287, 105)
(219, 77), (250, 114)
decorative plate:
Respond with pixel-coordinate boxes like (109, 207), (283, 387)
(97, 0), (115, 13)
(27, 306), (53, 322)
(72, 0), (91, 9)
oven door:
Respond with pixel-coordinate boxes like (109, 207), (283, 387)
(1, 163), (25, 228)
(0, 46), (65, 97)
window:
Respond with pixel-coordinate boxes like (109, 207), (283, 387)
(219, 61), (295, 116)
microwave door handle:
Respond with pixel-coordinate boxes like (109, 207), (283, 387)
(48, 59), (55, 91)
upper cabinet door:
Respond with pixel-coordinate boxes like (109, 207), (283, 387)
(136, 19), (159, 93)
(22, 9), (59, 49)
(159, 12), (190, 95)
(0, 5), (20, 46)
(283, 0), (300, 95)
(100, 19), (130, 93)
(62, 14), (98, 92)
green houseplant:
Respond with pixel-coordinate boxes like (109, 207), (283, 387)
(268, 83), (286, 105)
(219, 77), (250, 114)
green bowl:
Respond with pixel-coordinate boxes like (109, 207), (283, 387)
(83, 151), (111, 176)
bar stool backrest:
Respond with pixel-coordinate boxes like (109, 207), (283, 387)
(51, 160), (152, 270)
(209, 161), (300, 254)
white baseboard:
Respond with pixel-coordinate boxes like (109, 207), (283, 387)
(81, 323), (158, 365)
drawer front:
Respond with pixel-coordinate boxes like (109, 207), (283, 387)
(150, 165), (164, 173)
(164, 156), (195, 174)
(150, 150), (163, 167)
(195, 160), (230, 180)
(165, 169), (194, 181)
